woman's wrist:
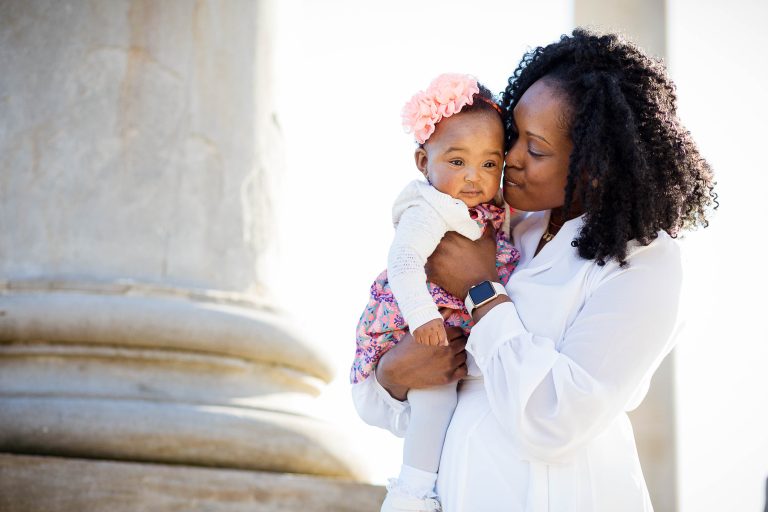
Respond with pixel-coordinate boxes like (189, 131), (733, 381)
(459, 271), (500, 300)
(470, 294), (511, 324)
(375, 353), (408, 401)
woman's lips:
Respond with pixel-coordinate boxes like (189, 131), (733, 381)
(504, 179), (522, 187)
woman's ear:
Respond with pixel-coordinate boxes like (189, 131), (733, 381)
(414, 148), (429, 178)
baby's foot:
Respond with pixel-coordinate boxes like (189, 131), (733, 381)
(380, 478), (442, 512)
(412, 319), (448, 346)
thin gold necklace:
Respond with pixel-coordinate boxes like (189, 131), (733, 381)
(542, 218), (564, 243)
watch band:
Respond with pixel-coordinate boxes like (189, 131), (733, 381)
(464, 281), (507, 315)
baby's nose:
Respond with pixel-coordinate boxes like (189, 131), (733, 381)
(465, 165), (481, 179)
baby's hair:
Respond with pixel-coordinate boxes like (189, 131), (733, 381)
(462, 83), (503, 117)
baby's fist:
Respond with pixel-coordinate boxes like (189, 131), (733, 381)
(413, 319), (448, 346)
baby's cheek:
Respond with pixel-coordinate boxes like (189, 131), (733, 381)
(485, 171), (503, 190)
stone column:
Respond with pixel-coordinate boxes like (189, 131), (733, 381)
(0, 1), (379, 509)
(573, 3), (677, 511)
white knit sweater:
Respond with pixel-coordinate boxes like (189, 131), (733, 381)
(388, 179), (485, 331)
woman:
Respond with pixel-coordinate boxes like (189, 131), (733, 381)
(353, 29), (716, 511)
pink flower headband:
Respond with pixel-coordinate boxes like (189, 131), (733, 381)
(401, 73), (501, 144)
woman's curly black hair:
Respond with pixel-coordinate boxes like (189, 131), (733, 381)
(501, 28), (717, 265)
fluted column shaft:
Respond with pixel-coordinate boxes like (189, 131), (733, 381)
(0, 0), (362, 480)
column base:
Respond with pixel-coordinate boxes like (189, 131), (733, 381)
(0, 453), (386, 512)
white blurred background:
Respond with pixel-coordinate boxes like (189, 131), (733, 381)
(266, 1), (768, 511)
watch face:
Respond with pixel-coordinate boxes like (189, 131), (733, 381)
(469, 281), (495, 304)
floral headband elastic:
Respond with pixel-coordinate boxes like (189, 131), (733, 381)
(401, 73), (501, 144)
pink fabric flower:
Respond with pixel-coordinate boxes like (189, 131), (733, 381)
(401, 73), (480, 144)
(401, 92), (439, 144)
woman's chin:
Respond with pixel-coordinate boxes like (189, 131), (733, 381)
(502, 190), (523, 210)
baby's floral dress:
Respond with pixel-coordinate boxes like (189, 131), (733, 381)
(350, 203), (520, 384)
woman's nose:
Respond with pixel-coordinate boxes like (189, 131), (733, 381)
(504, 154), (519, 171)
(505, 143), (524, 170)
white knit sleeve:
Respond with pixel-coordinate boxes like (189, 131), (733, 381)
(387, 201), (448, 330)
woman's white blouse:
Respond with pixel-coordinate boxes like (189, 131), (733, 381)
(352, 210), (682, 512)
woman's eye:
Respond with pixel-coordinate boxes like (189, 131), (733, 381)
(527, 147), (545, 158)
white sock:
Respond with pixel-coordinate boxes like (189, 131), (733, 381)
(396, 463), (437, 498)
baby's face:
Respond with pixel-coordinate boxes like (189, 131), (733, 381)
(416, 110), (504, 208)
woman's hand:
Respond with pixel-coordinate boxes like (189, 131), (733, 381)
(426, 222), (499, 299)
(376, 322), (468, 401)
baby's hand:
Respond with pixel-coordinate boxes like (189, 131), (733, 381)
(412, 319), (449, 346)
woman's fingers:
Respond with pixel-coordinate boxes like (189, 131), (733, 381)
(445, 326), (467, 349)
(444, 326), (468, 379)
(377, 326), (469, 397)
(452, 362), (469, 380)
(483, 219), (497, 240)
(448, 328), (468, 380)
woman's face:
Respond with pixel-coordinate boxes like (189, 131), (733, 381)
(503, 79), (574, 213)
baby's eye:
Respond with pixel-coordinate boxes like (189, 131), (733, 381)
(449, 159), (463, 166)
(483, 161), (498, 168)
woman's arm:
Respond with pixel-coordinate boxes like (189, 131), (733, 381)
(468, 239), (683, 464)
(351, 326), (468, 435)
(425, 224), (500, 299)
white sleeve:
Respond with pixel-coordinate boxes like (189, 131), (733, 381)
(387, 202), (448, 331)
(351, 369), (411, 437)
(466, 241), (682, 464)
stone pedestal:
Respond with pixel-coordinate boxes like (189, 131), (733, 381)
(0, 453), (385, 512)
(0, 1), (375, 508)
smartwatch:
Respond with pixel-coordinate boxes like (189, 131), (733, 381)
(464, 281), (507, 315)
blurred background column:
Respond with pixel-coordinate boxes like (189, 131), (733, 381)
(666, 1), (768, 511)
(573, 1), (677, 511)
(0, 1), (380, 510)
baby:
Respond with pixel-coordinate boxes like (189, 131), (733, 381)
(351, 74), (519, 512)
